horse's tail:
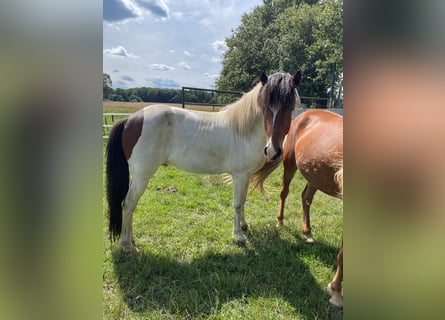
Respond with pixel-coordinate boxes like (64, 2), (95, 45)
(106, 119), (129, 242)
(250, 158), (282, 194)
(334, 160), (343, 197)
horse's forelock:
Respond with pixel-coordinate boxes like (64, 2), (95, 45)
(258, 73), (297, 112)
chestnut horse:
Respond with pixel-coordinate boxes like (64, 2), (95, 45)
(251, 109), (343, 242)
(251, 109), (343, 307)
(106, 72), (301, 252)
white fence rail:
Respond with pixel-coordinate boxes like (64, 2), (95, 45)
(103, 113), (131, 139)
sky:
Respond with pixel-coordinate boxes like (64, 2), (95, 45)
(103, 0), (263, 89)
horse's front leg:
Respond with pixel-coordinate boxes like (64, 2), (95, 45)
(231, 174), (249, 246)
(277, 158), (297, 226)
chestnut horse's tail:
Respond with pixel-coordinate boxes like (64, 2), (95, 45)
(334, 160), (343, 197)
(106, 119), (129, 242)
(250, 158), (282, 194)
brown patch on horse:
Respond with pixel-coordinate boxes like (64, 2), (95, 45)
(121, 109), (144, 160)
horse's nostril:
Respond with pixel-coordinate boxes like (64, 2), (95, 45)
(264, 146), (268, 156)
(272, 148), (282, 160)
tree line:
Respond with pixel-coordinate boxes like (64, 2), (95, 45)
(103, 74), (219, 104)
(103, 73), (242, 105)
(218, 0), (342, 101)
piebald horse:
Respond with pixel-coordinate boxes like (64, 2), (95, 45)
(106, 71), (301, 252)
(251, 109), (343, 307)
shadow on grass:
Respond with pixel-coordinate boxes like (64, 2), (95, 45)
(111, 226), (342, 319)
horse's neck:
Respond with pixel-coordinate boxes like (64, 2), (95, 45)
(221, 88), (264, 137)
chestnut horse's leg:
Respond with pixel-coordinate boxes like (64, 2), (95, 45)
(328, 244), (343, 308)
(277, 158), (297, 226)
(301, 183), (317, 243)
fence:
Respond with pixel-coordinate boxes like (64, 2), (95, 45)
(103, 113), (130, 139)
(103, 108), (343, 139)
(103, 86), (343, 138)
(181, 86), (243, 110)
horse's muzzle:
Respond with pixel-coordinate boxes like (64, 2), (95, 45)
(272, 147), (282, 160)
(264, 145), (282, 161)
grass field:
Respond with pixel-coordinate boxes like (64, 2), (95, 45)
(102, 105), (343, 319)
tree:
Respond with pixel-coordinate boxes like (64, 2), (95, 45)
(103, 73), (113, 100)
(129, 94), (142, 102)
(217, 0), (343, 100)
(109, 94), (124, 101)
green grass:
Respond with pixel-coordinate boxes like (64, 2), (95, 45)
(103, 146), (343, 319)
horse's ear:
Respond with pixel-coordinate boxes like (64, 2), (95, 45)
(293, 71), (301, 86)
(260, 72), (268, 85)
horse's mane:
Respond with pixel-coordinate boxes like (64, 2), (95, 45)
(221, 83), (263, 137)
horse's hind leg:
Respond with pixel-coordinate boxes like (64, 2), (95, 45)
(277, 159), (297, 226)
(301, 183), (317, 243)
(328, 244), (343, 308)
(120, 168), (153, 252)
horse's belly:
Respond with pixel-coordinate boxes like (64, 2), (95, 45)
(167, 150), (228, 174)
(299, 162), (339, 197)
(168, 146), (263, 175)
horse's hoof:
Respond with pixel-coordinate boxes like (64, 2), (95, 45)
(120, 242), (139, 253)
(329, 295), (343, 308)
(235, 235), (249, 247)
(276, 219), (284, 227)
(236, 239), (250, 247)
(327, 283), (343, 308)
(303, 231), (314, 244)
(305, 237), (315, 244)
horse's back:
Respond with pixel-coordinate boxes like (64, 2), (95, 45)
(292, 109), (342, 156)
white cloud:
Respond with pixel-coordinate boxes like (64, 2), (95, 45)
(146, 63), (175, 71)
(137, 0), (169, 19)
(103, 0), (144, 24)
(169, 49), (175, 53)
(184, 50), (193, 57)
(210, 56), (222, 62)
(171, 11), (184, 19)
(103, 46), (139, 58)
(104, 0), (170, 24)
(205, 72), (219, 79)
(212, 40), (228, 52)
(177, 62), (191, 70)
